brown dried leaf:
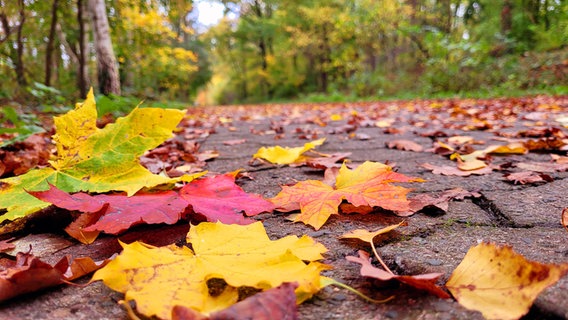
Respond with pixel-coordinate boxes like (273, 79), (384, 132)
(404, 188), (481, 216)
(306, 152), (351, 170)
(222, 139), (246, 146)
(386, 140), (424, 152)
(346, 250), (450, 299)
(503, 171), (553, 185)
(0, 252), (67, 302)
(0, 239), (15, 253)
(515, 161), (568, 173)
(421, 163), (493, 176)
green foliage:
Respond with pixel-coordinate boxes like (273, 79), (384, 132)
(95, 94), (188, 117)
(0, 106), (45, 148)
(199, 0), (568, 105)
(0, 0), (566, 106)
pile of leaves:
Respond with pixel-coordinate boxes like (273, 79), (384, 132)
(1, 92), (568, 319)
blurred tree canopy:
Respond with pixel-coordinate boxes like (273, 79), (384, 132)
(0, 0), (566, 106)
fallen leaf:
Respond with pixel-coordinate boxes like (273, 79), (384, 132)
(305, 152), (351, 169)
(180, 173), (275, 224)
(171, 282), (299, 320)
(456, 158), (487, 171)
(340, 221), (407, 243)
(524, 137), (567, 151)
(503, 171), (553, 185)
(484, 142), (528, 155)
(29, 185), (191, 235)
(421, 163), (493, 176)
(271, 161), (420, 229)
(63, 256), (110, 281)
(551, 154), (568, 164)
(347, 250), (450, 299)
(0, 252), (67, 302)
(515, 161), (568, 173)
(92, 221), (329, 319)
(0, 239), (15, 252)
(405, 188), (481, 216)
(222, 139), (246, 146)
(0, 135), (50, 178)
(6, 233), (74, 257)
(0, 89), (199, 222)
(447, 136), (474, 145)
(64, 208), (106, 244)
(386, 140), (424, 152)
(446, 242), (568, 320)
(252, 138), (325, 165)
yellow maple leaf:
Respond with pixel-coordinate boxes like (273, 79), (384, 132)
(252, 138), (325, 165)
(340, 221), (407, 243)
(0, 89), (202, 222)
(483, 142), (528, 155)
(92, 221), (329, 319)
(271, 162), (421, 230)
(446, 242), (568, 320)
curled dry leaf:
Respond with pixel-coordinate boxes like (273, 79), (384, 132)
(503, 171), (553, 185)
(171, 282), (299, 320)
(0, 252), (67, 302)
(446, 242), (568, 320)
(0, 239), (15, 252)
(404, 188), (481, 216)
(421, 163), (493, 176)
(524, 137), (567, 151)
(386, 140), (424, 152)
(0, 252), (106, 302)
(305, 152), (351, 170)
(551, 154), (568, 164)
(346, 250), (450, 299)
(515, 161), (568, 173)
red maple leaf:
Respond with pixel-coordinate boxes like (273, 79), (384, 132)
(29, 184), (189, 234)
(179, 173), (275, 224)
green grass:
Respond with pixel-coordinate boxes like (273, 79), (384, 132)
(292, 85), (568, 105)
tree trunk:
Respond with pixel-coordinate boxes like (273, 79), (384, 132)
(501, 0), (513, 34)
(15, 0), (26, 86)
(88, 0), (120, 95)
(77, 0), (89, 97)
(45, 0), (59, 87)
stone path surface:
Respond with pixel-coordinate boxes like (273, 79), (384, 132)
(1, 96), (567, 319)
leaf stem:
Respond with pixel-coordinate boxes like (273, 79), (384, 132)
(370, 241), (395, 275)
(322, 277), (395, 303)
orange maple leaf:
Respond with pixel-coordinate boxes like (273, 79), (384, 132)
(270, 162), (421, 229)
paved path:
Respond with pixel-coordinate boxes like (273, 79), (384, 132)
(1, 96), (567, 319)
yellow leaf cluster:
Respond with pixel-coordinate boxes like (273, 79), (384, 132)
(93, 221), (329, 319)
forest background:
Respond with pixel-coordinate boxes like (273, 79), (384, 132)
(0, 0), (567, 111)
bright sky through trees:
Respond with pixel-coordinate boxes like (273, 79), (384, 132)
(196, 0), (224, 26)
